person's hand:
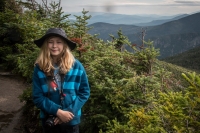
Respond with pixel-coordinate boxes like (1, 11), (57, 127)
(54, 117), (62, 125)
(56, 109), (74, 123)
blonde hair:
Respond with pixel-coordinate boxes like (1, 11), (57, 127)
(35, 37), (75, 75)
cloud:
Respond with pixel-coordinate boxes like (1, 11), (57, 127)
(53, 0), (200, 8)
(108, 1), (200, 6)
(175, 0), (200, 2)
(174, 0), (200, 6)
(34, 0), (200, 15)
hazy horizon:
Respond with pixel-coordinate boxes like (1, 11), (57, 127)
(65, 11), (199, 17)
(33, 0), (200, 16)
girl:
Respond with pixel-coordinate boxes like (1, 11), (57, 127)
(32, 28), (90, 133)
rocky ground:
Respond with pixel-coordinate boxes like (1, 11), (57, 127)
(0, 72), (28, 133)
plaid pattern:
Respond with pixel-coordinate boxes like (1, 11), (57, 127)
(32, 59), (90, 125)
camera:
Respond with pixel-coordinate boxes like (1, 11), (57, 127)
(45, 115), (55, 128)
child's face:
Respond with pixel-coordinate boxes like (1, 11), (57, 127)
(47, 36), (64, 58)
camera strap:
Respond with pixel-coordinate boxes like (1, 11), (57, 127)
(60, 73), (65, 109)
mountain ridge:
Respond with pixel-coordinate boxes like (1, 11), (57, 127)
(134, 14), (189, 26)
(67, 12), (187, 25)
(162, 45), (200, 72)
(88, 12), (200, 59)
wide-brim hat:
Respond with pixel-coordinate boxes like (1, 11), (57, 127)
(34, 28), (76, 50)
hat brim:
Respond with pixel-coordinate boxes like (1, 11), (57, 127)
(34, 33), (76, 50)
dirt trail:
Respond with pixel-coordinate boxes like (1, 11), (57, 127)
(0, 72), (28, 133)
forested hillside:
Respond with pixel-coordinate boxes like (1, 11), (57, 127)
(1, 0), (200, 133)
(88, 22), (140, 41)
(162, 46), (200, 72)
(88, 12), (200, 59)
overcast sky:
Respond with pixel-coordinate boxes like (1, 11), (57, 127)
(36, 0), (200, 15)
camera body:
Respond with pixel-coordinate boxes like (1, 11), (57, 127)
(45, 115), (55, 128)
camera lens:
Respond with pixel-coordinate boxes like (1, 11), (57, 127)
(45, 121), (53, 127)
(45, 116), (54, 127)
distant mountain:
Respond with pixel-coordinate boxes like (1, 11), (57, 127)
(137, 12), (200, 58)
(67, 12), (185, 25)
(134, 14), (189, 26)
(87, 13), (160, 25)
(142, 12), (200, 38)
(162, 46), (200, 72)
(152, 33), (200, 58)
(88, 22), (140, 41)
(88, 12), (200, 59)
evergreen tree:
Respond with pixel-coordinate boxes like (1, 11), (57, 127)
(0, 0), (6, 12)
(109, 29), (131, 52)
(1, 1), (200, 132)
(72, 8), (93, 57)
